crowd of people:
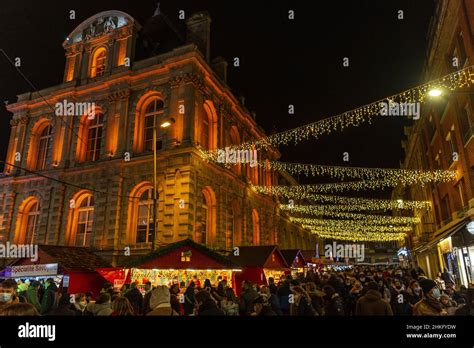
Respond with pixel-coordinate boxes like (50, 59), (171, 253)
(0, 265), (473, 316)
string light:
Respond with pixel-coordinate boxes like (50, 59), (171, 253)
(292, 218), (412, 232)
(305, 228), (406, 242)
(200, 66), (474, 153)
(261, 162), (456, 184)
(283, 208), (420, 224)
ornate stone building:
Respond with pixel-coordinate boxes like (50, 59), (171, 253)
(394, 0), (474, 285)
(0, 10), (317, 265)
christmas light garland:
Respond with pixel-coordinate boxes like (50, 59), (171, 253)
(280, 206), (420, 224)
(293, 218), (412, 232)
(262, 162), (456, 184)
(200, 66), (474, 154)
(305, 228), (406, 242)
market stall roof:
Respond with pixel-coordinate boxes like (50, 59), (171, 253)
(301, 250), (318, 262)
(8, 245), (111, 271)
(280, 249), (307, 268)
(128, 238), (240, 269)
(229, 245), (289, 269)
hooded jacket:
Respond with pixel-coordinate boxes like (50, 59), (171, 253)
(355, 289), (393, 316)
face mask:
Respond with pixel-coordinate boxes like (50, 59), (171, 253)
(0, 293), (12, 303)
(414, 287), (421, 294)
(431, 288), (441, 300)
(79, 301), (87, 308)
(360, 277), (365, 282)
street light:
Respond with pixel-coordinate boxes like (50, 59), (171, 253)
(428, 88), (443, 97)
(160, 118), (175, 128)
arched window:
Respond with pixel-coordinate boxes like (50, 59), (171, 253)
(67, 193), (94, 246)
(252, 209), (260, 245)
(27, 120), (52, 171)
(90, 47), (107, 78)
(75, 195), (94, 246)
(14, 197), (40, 244)
(201, 194), (208, 244)
(201, 101), (217, 150)
(37, 125), (52, 170)
(200, 187), (216, 246)
(144, 99), (164, 152)
(136, 188), (155, 243)
(85, 113), (104, 162)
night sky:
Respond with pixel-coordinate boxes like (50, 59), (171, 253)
(0, 0), (434, 197)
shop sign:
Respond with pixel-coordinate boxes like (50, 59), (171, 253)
(6, 263), (58, 277)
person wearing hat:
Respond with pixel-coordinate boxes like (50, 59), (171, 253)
(25, 280), (41, 313)
(413, 278), (447, 316)
(252, 294), (277, 316)
(147, 285), (179, 316)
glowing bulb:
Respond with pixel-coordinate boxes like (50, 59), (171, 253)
(428, 88), (442, 97)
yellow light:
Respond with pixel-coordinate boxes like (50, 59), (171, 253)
(428, 88), (442, 97)
(160, 121), (171, 128)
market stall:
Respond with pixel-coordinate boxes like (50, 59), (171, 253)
(1, 245), (111, 297)
(229, 245), (290, 295)
(127, 239), (241, 291)
(280, 249), (307, 277)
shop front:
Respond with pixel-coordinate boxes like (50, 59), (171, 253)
(229, 245), (290, 295)
(446, 219), (474, 287)
(127, 239), (240, 292)
(280, 249), (307, 277)
(0, 245), (111, 297)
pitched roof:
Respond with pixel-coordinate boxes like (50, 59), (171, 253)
(38, 245), (111, 271)
(280, 249), (306, 266)
(228, 245), (289, 268)
(126, 238), (238, 268)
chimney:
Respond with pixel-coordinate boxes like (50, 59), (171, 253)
(186, 11), (211, 62)
(211, 56), (228, 83)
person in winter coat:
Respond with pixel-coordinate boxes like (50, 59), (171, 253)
(355, 281), (393, 316)
(412, 278), (446, 316)
(142, 282), (153, 315)
(305, 282), (325, 316)
(252, 295), (277, 316)
(239, 281), (259, 316)
(195, 290), (225, 316)
(277, 276), (292, 315)
(346, 281), (363, 316)
(455, 288), (474, 315)
(323, 285), (344, 316)
(25, 280), (41, 313)
(439, 294), (458, 315)
(86, 293), (113, 316)
(146, 286), (179, 316)
(169, 284), (182, 315)
(183, 282), (196, 316)
(268, 277), (278, 295)
(48, 291), (76, 316)
(406, 280), (423, 314)
(220, 289), (239, 316)
(111, 296), (135, 316)
(40, 278), (58, 315)
(291, 286), (316, 316)
(389, 279), (410, 316)
(124, 282), (143, 315)
(260, 285), (282, 315)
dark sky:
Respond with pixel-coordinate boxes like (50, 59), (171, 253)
(0, 0), (435, 195)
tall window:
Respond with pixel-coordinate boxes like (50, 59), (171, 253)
(86, 113), (103, 162)
(201, 194), (208, 244)
(75, 195), (94, 246)
(25, 201), (40, 244)
(227, 209), (234, 250)
(136, 188), (155, 243)
(252, 209), (260, 245)
(90, 48), (107, 77)
(37, 125), (52, 170)
(144, 99), (164, 152)
(202, 111), (210, 150)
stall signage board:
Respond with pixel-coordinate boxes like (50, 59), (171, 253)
(6, 263), (58, 278)
(439, 237), (453, 254)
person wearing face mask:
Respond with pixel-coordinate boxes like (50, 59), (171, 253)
(407, 280), (423, 315)
(0, 280), (18, 311)
(70, 293), (88, 315)
(389, 279), (410, 315)
(413, 279), (447, 316)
